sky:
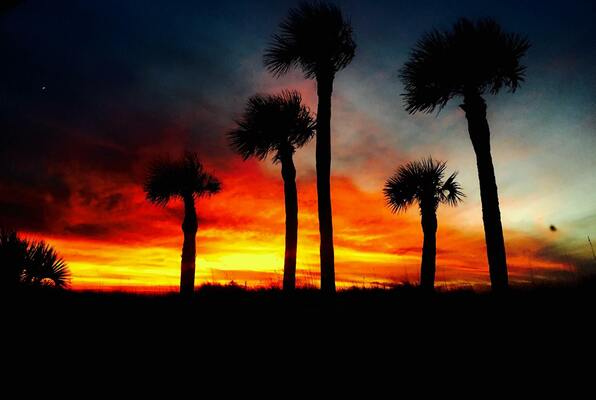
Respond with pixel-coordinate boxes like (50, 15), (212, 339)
(1, 0), (595, 290)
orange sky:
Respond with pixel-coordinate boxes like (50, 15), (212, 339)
(11, 76), (585, 292)
(5, 2), (595, 291)
(31, 160), (573, 291)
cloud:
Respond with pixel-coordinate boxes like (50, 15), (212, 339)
(1, 0), (594, 289)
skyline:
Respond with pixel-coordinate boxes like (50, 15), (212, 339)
(1, 0), (595, 290)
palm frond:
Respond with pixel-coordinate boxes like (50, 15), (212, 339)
(1, 229), (71, 288)
(384, 157), (463, 213)
(228, 90), (315, 163)
(144, 152), (221, 206)
(0, 228), (28, 286)
(264, 1), (356, 79)
(24, 241), (70, 288)
(144, 157), (179, 206)
(440, 171), (465, 206)
(400, 17), (530, 114)
(384, 169), (418, 213)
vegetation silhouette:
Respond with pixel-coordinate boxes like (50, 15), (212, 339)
(228, 90), (315, 291)
(264, 1), (356, 293)
(399, 18), (530, 291)
(0, 229), (70, 289)
(384, 158), (464, 290)
(144, 153), (221, 296)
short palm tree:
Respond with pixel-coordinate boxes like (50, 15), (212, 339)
(144, 153), (221, 295)
(384, 158), (464, 290)
(229, 90), (315, 291)
(23, 240), (71, 288)
(0, 229), (70, 289)
(399, 18), (530, 290)
(0, 229), (27, 288)
(264, 1), (356, 293)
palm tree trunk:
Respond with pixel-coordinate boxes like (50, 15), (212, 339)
(420, 209), (437, 290)
(461, 94), (508, 291)
(316, 74), (335, 293)
(181, 195), (198, 296)
(280, 154), (298, 291)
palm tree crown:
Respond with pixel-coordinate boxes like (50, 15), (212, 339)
(228, 90), (315, 162)
(264, 1), (356, 79)
(384, 158), (464, 213)
(24, 241), (70, 288)
(144, 152), (221, 206)
(399, 18), (530, 114)
(0, 229), (70, 289)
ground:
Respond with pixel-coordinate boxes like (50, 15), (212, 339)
(4, 282), (595, 386)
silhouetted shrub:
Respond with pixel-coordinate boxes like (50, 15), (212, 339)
(0, 229), (70, 289)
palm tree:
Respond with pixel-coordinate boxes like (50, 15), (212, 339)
(0, 229), (27, 288)
(23, 240), (71, 288)
(0, 229), (70, 289)
(264, 1), (356, 293)
(399, 18), (530, 291)
(384, 158), (464, 290)
(228, 90), (315, 291)
(144, 153), (221, 295)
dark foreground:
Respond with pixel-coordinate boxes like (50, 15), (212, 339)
(7, 281), (596, 337)
(4, 281), (596, 386)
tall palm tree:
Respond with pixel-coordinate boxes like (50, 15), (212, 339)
(144, 153), (221, 295)
(399, 18), (530, 291)
(228, 90), (315, 291)
(264, 1), (356, 293)
(384, 158), (464, 290)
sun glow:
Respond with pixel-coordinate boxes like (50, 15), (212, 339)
(33, 170), (574, 293)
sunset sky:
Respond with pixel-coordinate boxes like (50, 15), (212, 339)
(1, 0), (595, 290)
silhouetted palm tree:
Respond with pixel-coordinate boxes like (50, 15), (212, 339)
(264, 1), (356, 293)
(399, 18), (529, 291)
(23, 240), (71, 288)
(228, 90), (315, 291)
(384, 158), (464, 290)
(144, 153), (221, 295)
(0, 229), (70, 289)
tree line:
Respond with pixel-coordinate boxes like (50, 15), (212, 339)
(0, 2), (529, 294)
(144, 2), (529, 295)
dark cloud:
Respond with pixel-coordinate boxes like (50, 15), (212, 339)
(0, 1), (262, 237)
(64, 223), (111, 238)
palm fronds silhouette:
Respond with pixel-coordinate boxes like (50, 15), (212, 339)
(23, 241), (71, 288)
(384, 158), (463, 290)
(229, 90), (315, 291)
(264, 1), (355, 79)
(0, 229), (70, 289)
(229, 90), (315, 162)
(399, 18), (529, 290)
(400, 18), (530, 114)
(265, 1), (356, 293)
(144, 152), (221, 206)
(144, 152), (221, 295)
